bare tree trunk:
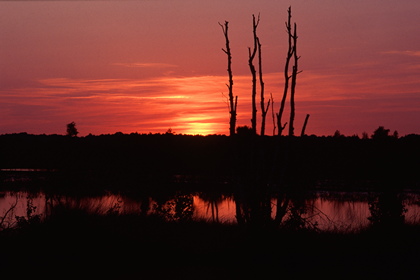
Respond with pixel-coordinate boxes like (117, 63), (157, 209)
(300, 114), (310, 136)
(289, 22), (300, 137)
(248, 14), (259, 135)
(219, 21), (237, 136)
(258, 37), (270, 136)
(270, 93), (276, 136)
(277, 7), (293, 136)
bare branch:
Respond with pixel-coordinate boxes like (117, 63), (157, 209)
(257, 36), (269, 136)
(220, 20), (236, 136)
(249, 14), (259, 134)
(221, 92), (229, 108)
(300, 114), (310, 137)
(288, 20), (299, 137)
(282, 122), (288, 131)
(271, 93), (276, 135)
(265, 99), (271, 113)
(0, 197), (18, 229)
(277, 6), (293, 136)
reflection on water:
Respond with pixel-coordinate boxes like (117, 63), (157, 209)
(194, 195), (236, 223)
(1, 190), (419, 232)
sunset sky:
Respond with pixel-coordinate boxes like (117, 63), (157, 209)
(1, 0), (419, 136)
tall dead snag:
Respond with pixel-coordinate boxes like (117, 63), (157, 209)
(300, 114), (310, 136)
(270, 93), (276, 136)
(277, 7), (293, 136)
(219, 21), (237, 136)
(248, 14), (260, 135)
(288, 22), (300, 136)
(258, 37), (270, 136)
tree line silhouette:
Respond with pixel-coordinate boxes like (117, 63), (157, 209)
(0, 129), (419, 191)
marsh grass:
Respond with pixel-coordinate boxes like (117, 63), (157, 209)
(1, 201), (419, 278)
(1, 186), (419, 278)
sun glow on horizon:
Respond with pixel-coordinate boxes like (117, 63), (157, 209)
(179, 122), (226, 135)
(2, 68), (420, 137)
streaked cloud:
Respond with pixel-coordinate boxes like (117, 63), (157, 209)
(0, 75), (232, 135)
(112, 62), (178, 68)
(2, 66), (420, 136)
(382, 50), (420, 57)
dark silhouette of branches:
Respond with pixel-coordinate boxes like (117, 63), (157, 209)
(277, 6), (293, 136)
(219, 21), (237, 136)
(275, 7), (303, 137)
(288, 22), (302, 136)
(300, 114), (310, 136)
(258, 37), (270, 136)
(0, 197), (18, 230)
(270, 93), (276, 136)
(248, 14), (260, 135)
(220, 8), (306, 137)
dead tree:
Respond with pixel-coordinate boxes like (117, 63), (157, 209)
(270, 93), (276, 136)
(248, 14), (260, 135)
(276, 7), (293, 136)
(288, 22), (301, 136)
(300, 114), (310, 136)
(219, 21), (237, 136)
(289, 56), (296, 135)
(258, 37), (270, 136)
(276, 7), (301, 137)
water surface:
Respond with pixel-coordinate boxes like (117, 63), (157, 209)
(1, 190), (419, 232)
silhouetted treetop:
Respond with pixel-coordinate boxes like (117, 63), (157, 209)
(371, 126), (393, 140)
(236, 125), (255, 137)
(66, 122), (78, 137)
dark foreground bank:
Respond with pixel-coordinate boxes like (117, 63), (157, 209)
(1, 209), (419, 279)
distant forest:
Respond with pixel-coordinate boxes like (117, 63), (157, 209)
(1, 129), (419, 192)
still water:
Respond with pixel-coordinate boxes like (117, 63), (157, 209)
(1, 190), (419, 232)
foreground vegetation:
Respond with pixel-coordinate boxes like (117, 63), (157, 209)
(0, 206), (419, 278)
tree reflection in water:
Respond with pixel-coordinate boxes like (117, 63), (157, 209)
(368, 190), (407, 228)
(152, 192), (194, 222)
(1, 189), (419, 232)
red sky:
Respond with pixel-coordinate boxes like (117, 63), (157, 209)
(1, 1), (420, 136)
